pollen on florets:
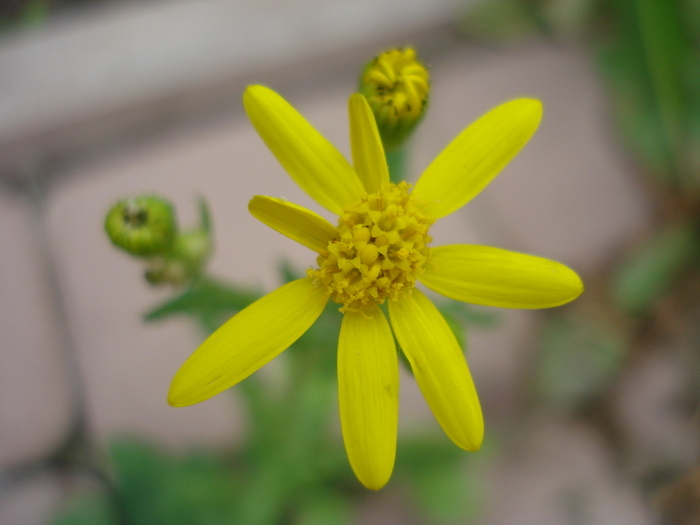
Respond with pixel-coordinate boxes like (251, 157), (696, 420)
(308, 182), (434, 313)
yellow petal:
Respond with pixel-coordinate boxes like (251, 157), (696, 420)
(338, 308), (398, 490)
(349, 94), (390, 193)
(168, 278), (328, 406)
(388, 289), (483, 450)
(248, 196), (338, 253)
(420, 245), (584, 308)
(413, 99), (542, 219)
(244, 85), (364, 215)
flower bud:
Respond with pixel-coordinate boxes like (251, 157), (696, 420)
(105, 195), (177, 257)
(359, 47), (430, 151)
(144, 229), (212, 286)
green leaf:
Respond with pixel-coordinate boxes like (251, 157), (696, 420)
(278, 258), (305, 284)
(51, 493), (115, 525)
(541, 0), (599, 39)
(437, 300), (501, 328)
(22, 0), (50, 28)
(143, 276), (262, 333)
(294, 493), (352, 525)
(198, 197), (212, 234)
(395, 437), (490, 524)
(460, 0), (544, 42)
(599, 0), (693, 184)
(109, 439), (243, 525)
(612, 222), (700, 314)
(536, 313), (627, 410)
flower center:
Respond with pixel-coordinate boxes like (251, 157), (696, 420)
(308, 182), (434, 313)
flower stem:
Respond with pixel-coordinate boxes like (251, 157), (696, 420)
(386, 147), (407, 184)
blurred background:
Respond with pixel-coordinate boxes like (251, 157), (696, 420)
(1, 0), (699, 523)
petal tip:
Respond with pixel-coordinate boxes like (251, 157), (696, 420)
(357, 470), (392, 491)
(167, 368), (211, 407)
(167, 383), (189, 407)
(571, 271), (585, 299)
(453, 421), (484, 452)
(514, 97), (543, 125)
(247, 195), (262, 212)
(349, 92), (365, 104)
(243, 85), (275, 112)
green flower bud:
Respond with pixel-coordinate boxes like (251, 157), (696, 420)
(172, 229), (212, 274)
(144, 229), (212, 286)
(105, 195), (177, 257)
(359, 47), (430, 152)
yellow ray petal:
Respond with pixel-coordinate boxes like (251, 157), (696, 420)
(338, 308), (398, 490)
(388, 289), (483, 450)
(420, 245), (583, 308)
(249, 196), (338, 253)
(168, 278), (328, 406)
(349, 94), (390, 193)
(413, 99), (542, 219)
(244, 85), (364, 215)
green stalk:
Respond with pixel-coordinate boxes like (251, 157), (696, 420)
(386, 147), (407, 184)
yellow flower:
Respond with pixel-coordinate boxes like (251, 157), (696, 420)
(168, 86), (584, 490)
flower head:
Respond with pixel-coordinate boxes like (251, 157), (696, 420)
(360, 47), (429, 151)
(168, 86), (583, 489)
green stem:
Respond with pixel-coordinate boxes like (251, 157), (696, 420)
(386, 147), (407, 184)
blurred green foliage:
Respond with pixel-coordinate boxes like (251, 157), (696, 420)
(536, 313), (627, 410)
(52, 252), (491, 525)
(612, 222), (700, 314)
(462, 0), (700, 415)
(462, 0), (700, 189)
(599, 0), (694, 186)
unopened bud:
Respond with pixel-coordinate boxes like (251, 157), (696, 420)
(144, 229), (212, 285)
(105, 195), (176, 257)
(359, 47), (430, 151)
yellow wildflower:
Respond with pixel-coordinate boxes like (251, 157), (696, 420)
(168, 86), (583, 490)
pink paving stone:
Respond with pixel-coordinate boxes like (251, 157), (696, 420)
(479, 418), (654, 525)
(0, 191), (72, 468)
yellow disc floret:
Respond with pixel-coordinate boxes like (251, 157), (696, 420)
(308, 182), (434, 313)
